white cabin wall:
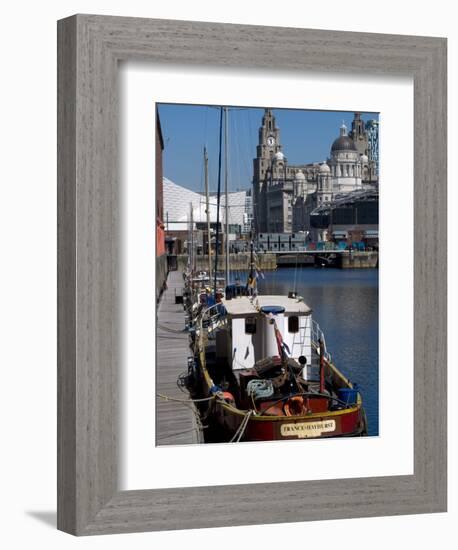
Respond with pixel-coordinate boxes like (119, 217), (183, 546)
(283, 314), (312, 362)
(262, 314), (285, 357)
(231, 313), (313, 372)
(284, 314), (313, 379)
(231, 317), (259, 370)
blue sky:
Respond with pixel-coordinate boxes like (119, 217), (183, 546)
(157, 104), (379, 194)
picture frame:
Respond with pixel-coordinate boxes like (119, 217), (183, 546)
(57, 14), (447, 535)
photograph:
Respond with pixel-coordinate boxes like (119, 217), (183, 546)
(156, 104), (379, 445)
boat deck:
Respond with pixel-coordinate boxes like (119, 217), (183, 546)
(156, 269), (203, 446)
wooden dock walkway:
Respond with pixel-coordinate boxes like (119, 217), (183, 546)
(156, 270), (203, 446)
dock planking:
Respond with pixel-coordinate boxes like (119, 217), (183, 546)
(156, 270), (203, 446)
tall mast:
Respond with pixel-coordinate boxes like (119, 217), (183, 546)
(189, 201), (194, 274)
(247, 236), (256, 295)
(224, 107), (230, 286)
(214, 107), (223, 295)
(204, 147), (212, 284)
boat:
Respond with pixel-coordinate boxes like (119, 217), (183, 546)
(183, 270), (225, 317)
(182, 242), (368, 442)
(180, 107), (367, 442)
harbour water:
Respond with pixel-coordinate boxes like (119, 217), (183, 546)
(257, 267), (379, 436)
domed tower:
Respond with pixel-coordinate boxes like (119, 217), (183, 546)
(329, 122), (362, 194)
(272, 150), (287, 181)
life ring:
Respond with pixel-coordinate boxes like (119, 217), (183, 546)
(221, 391), (236, 405)
(284, 396), (307, 416)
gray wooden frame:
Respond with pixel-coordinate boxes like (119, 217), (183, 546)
(57, 14), (447, 536)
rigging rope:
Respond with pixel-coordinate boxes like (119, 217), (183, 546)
(229, 410), (254, 443)
(156, 393), (216, 404)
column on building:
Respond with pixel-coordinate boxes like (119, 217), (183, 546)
(316, 162), (332, 205)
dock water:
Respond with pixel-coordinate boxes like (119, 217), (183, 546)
(156, 270), (203, 446)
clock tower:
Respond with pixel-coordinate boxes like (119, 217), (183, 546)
(253, 109), (282, 233)
(254, 109), (282, 180)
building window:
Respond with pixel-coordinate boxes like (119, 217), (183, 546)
(245, 317), (257, 334)
(288, 316), (299, 333)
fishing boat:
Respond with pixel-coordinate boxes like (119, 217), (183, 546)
(183, 243), (367, 442)
(180, 106), (367, 442)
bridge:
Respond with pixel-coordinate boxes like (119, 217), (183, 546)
(258, 248), (354, 255)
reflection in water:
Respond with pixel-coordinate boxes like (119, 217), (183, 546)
(257, 268), (379, 436)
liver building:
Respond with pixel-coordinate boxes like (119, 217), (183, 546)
(252, 109), (378, 234)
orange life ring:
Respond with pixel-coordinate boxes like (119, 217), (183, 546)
(284, 396), (307, 416)
(221, 391), (235, 405)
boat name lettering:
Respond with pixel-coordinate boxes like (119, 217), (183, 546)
(280, 420), (336, 438)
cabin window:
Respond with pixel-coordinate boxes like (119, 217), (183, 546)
(245, 317), (257, 334)
(288, 316), (299, 333)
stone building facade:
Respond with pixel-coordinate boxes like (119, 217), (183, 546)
(252, 109), (379, 235)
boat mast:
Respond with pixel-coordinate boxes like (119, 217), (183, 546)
(247, 237), (256, 295)
(224, 107), (230, 286)
(213, 107), (224, 295)
(204, 147), (212, 285)
(189, 201), (194, 275)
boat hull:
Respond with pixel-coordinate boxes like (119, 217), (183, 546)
(211, 400), (366, 442)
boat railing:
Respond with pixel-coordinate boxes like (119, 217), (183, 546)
(311, 319), (333, 363)
(199, 302), (226, 336)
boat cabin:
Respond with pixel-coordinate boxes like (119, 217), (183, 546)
(218, 295), (317, 381)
